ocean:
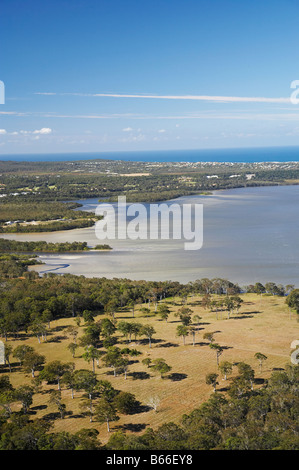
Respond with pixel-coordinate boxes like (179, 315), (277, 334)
(1, 146), (299, 163)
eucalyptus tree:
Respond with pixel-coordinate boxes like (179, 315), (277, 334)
(201, 293), (211, 310)
(73, 369), (98, 400)
(219, 361), (233, 381)
(141, 325), (156, 349)
(209, 343), (223, 367)
(3, 343), (13, 372)
(49, 390), (66, 419)
(192, 314), (202, 328)
(100, 317), (116, 339)
(29, 320), (47, 343)
(41, 309), (53, 328)
(142, 357), (152, 368)
(157, 304), (171, 322)
(40, 361), (75, 391)
(62, 370), (77, 399)
(97, 379), (118, 403)
(15, 384), (34, 414)
(95, 398), (119, 433)
(152, 358), (172, 378)
(104, 298), (119, 321)
(147, 396), (160, 412)
(13, 345), (34, 366)
(127, 299), (137, 318)
(175, 307), (193, 326)
(67, 342), (78, 358)
(223, 297), (235, 319)
(117, 321), (141, 343)
(102, 347), (124, 377)
(73, 369), (99, 420)
(113, 391), (138, 414)
(0, 375), (15, 416)
(176, 325), (189, 345)
(0, 389), (15, 417)
(65, 325), (79, 345)
(206, 373), (219, 393)
(82, 346), (103, 373)
(203, 332), (215, 344)
(237, 362), (255, 390)
(254, 282), (266, 296)
(140, 307), (151, 318)
(79, 397), (96, 423)
(254, 352), (268, 373)
(286, 288), (299, 317)
(22, 350), (45, 378)
(231, 295), (243, 315)
(190, 326), (196, 346)
(79, 322), (101, 348)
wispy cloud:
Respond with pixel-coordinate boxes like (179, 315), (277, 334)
(0, 128), (52, 136)
(35, 91), (292, 104)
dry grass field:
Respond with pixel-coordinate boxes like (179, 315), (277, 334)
(2, 292), (298, 444)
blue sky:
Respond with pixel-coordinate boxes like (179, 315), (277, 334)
(1, 0), (299, 155)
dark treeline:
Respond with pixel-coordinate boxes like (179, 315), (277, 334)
(0, 218), (97, 233)
(1, 168), (299, 205)
(0, 239), (111, 253)
(0, 271), (294, 339)
(0, 274), (185, 337)
(0, 202), (84, 223)
(0, 201), (101, 233)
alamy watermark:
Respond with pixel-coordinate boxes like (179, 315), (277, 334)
(95, 196), (203, 250)
(290, 80), (299, 104)
(0, 81), (5, 104)
(291, 340), (299, 365)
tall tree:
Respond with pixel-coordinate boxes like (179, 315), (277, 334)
(254, 352), (267, 373)
(95, 398), (119, 433)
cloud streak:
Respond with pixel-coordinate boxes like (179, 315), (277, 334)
(35, 91), (292, 104)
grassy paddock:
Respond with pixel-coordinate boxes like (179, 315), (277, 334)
(1, 292), (297, 443)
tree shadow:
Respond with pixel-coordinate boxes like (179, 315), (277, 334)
(157, 342), (179, 348)
(232, 311), (261, 319)
(218, 387), (230, 393)
(128, 371), (151, 380)
(31, 404), (47, 411)
(188, 301), (201, 306)
(47, 335), (68, 343)
(124, 402), (152, 415)
(167, 373), (188, 382)
(52, 325), (69, 332)
(117, 423), (148, 433)
(254, 377), (266, 385)
(138, 338), (163, 346)
(42, 412), (62, 421)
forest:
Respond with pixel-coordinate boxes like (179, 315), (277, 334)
(0, 202), (101, 233)
(1, 159), (299, 205)
(0, 239), (111, 253)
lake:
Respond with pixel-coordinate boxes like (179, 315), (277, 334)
(2, 185), (299, 287)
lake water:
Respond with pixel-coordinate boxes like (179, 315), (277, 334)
(2, 185), (299, 287)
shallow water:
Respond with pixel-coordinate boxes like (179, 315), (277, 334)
(2, 185), (299, 287)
